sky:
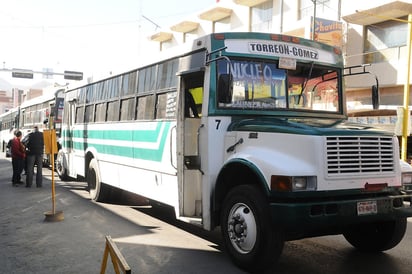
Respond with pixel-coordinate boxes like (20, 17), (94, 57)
(0, 0), (216, 87)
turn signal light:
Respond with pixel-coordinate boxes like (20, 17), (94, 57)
(271, 175), (317, 192)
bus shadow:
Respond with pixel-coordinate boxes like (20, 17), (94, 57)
(105, 188), (224, 251)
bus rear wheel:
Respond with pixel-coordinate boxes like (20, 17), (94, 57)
(221, 185), (284, 272)
(87, 158), (106, 202)
(343, 218), (407, 252)
(56, 151), (69, 181)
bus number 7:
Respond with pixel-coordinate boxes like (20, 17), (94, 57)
(215, 119), (221, 130)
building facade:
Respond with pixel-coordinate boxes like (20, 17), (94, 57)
(0, 90), (12, 114)
(147, 0), (412, 121)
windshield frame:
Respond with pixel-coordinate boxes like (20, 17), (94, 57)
(211, 56), (345, 119)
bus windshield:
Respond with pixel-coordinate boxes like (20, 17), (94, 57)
(217, 58), (340, 113)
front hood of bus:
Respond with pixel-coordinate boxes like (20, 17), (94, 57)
(227, 117), (393, 136)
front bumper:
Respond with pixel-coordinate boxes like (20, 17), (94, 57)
(270, 193), (412, 237)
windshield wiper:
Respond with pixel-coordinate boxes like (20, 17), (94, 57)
(298, 62), (314, 104)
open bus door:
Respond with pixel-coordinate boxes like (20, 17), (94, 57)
(57, 96), (77, 181)
(178, 71), (204, 219)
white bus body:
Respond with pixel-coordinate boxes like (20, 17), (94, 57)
(0, 107), (20, 155)
(57, 32), (412, 271)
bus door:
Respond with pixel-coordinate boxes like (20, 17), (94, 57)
(178, 72), (204, 218)
(66, 98), (77, 178)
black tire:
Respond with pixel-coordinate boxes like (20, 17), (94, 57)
(343, 218), (407, 252)
(87, 158), (106, 202)
(56, 151), (69, 181)
(221, 185), (284, 272)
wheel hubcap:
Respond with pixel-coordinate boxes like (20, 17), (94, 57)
(227, 203), (257, 254)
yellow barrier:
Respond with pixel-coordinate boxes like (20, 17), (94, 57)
(100, 235), (131, 274)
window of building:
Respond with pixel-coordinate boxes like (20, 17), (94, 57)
(251, 1), (273, 32)
(364, 17), (408, 63)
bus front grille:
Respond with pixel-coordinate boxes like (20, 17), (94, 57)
(326, 136), (395, 176)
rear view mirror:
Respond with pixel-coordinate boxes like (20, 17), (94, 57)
(218, 74), (233, 104)
(372, 85), (379, 110)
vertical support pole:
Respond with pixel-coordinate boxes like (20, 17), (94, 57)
(402, 14), (412, 161)
(44, 115), (64, 222)
(50, 116), (56, 214)
(311, 0), (317, 40)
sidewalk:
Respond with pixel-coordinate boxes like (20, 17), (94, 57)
(0, 154), (243, 274)
(0, 156), (115, 273)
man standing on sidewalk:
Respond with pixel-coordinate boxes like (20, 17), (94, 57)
(25, 126), (44, 188)
(11, 130), (26, 187)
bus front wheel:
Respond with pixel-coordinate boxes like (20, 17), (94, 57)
(87, 159), (106, 202)
(221, 185), (284, 272)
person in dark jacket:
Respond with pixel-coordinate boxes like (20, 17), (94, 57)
(11, 130), (26, 187)
(25, 126), (44, 188)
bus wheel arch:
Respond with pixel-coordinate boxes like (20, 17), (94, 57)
(214, 160), (269, 227)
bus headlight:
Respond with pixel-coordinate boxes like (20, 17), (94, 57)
(271, 175), (317, 191)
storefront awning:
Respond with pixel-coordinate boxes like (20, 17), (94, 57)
(170, 21), (199, 33)
(234, 0), (268, 7)
(199, 7), (232, 21)
(150, 31), (173, 42)
(343, 1), (412, 25)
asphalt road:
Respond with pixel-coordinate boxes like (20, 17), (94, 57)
(0, 155), (244, 274)
(2, 153), (412, 274)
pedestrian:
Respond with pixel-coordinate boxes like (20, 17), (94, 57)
(25, 126), (44, 188)
(11, 130), (26, 187)
(21, 130), (31, 175)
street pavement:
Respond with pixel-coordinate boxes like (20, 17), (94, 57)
(0, 154), (245, 274)
(3, 152), (412, 274)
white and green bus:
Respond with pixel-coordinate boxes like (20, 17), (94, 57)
(0, 107), (20, 156)
(18, 88), (66, 165)
(19, 88), (65, 135)
(57, 32), (412, 271)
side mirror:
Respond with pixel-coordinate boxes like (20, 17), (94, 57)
(218, 74), (233, 104)
(372, 85), (379, 110)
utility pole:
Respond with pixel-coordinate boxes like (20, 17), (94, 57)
(311, 0), (317, 40)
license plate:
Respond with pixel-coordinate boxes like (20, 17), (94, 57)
(357, 200), (378, 215)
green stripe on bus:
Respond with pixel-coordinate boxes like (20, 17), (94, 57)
(61, 122), (171, 162)
(70, 122), (163, 142)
